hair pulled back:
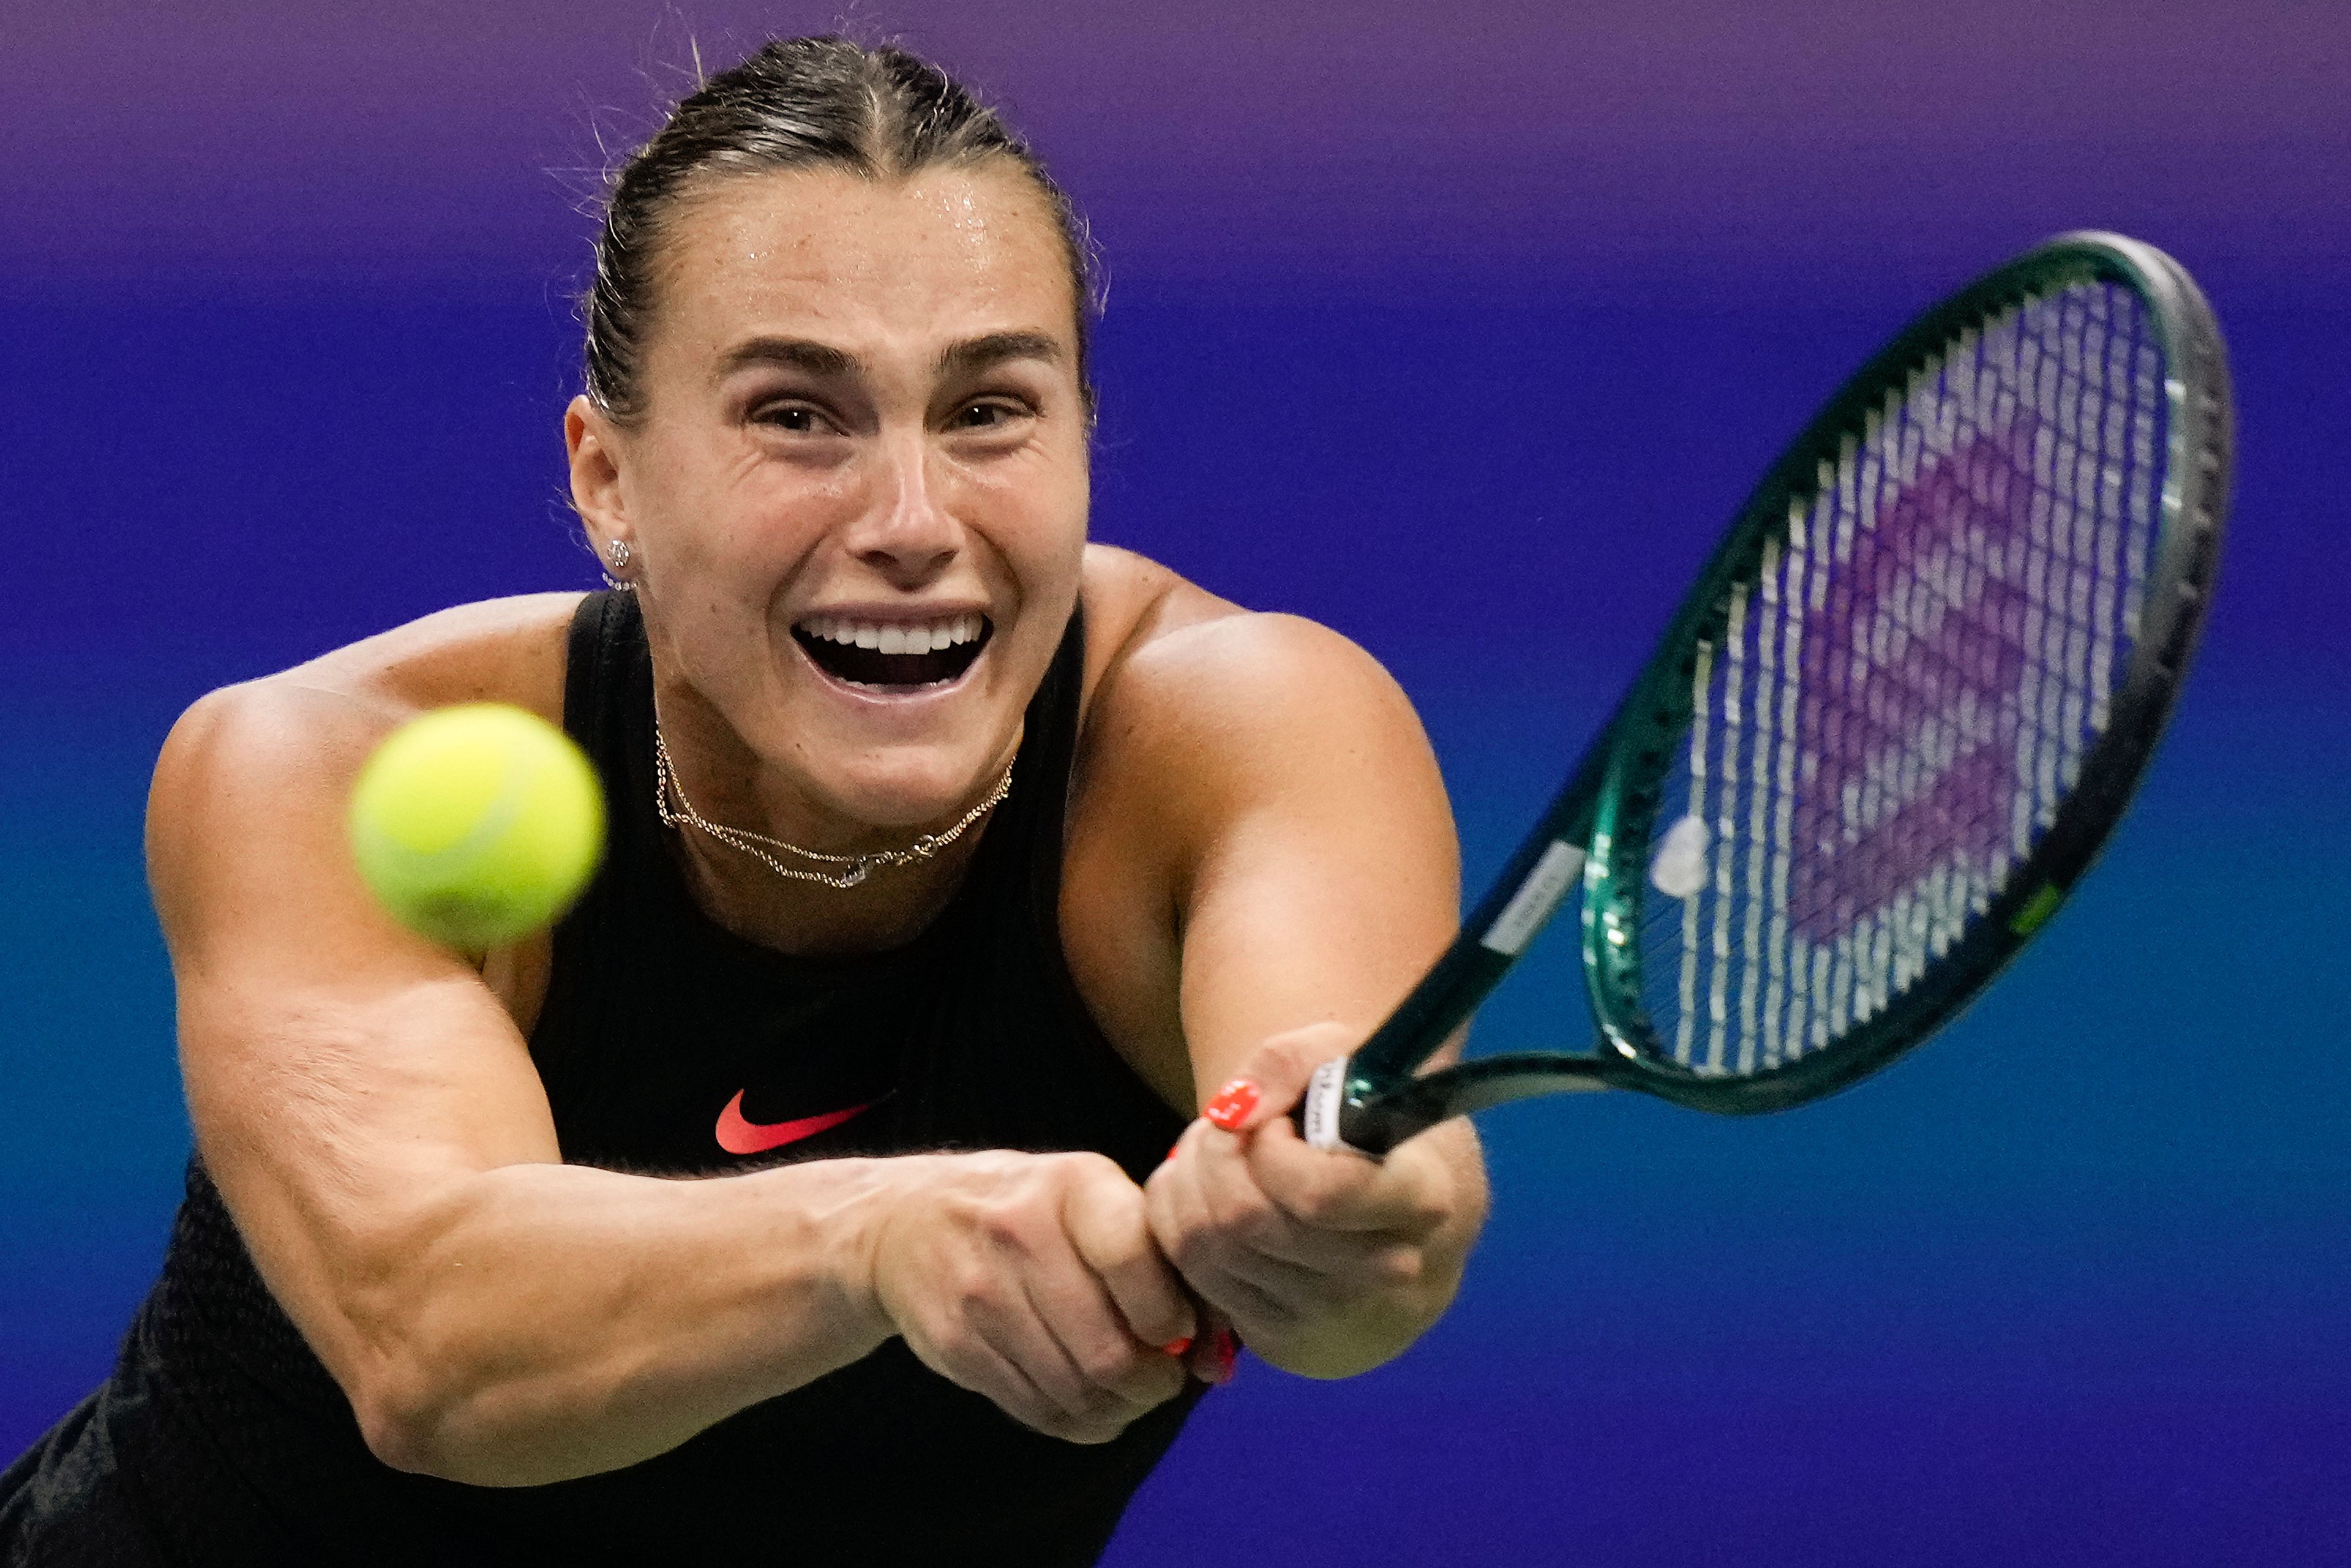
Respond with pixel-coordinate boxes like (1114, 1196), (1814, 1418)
(583, 37), (1098, 423)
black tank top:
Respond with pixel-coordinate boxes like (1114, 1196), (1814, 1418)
(1, 591), (1199, 1566)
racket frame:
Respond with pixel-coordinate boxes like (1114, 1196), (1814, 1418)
(1307, 231), (2232, 1157)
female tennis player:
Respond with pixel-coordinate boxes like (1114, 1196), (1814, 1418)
(0, 36), (1485, 1566)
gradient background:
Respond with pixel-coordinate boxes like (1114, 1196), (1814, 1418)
(4, 3), (2346, 1562)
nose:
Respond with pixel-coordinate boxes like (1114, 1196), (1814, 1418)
(842, 432), (960, 588)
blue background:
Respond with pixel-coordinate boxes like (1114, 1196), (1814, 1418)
(4, 3), (2345, 1562)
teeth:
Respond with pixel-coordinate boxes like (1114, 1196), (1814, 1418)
(797, 613), (986, 651)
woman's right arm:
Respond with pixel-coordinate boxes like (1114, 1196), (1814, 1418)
(150, 665), (1191, 1487)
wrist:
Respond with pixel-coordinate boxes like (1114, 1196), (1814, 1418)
(799, 1153), (948, 1346)
(748, 1155), (925, 1356)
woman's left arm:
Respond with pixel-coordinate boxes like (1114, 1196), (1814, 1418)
(1073, 604), (1488, 1379)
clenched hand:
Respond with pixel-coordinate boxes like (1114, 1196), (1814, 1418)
(866, 1150), (1199, 1443)
(1146, 1023), (1487, 1379)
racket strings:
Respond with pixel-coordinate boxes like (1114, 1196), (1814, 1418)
(1637, 280), (2167, 1077)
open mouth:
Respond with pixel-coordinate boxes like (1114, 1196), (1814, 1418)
(791, 612), (992, 689)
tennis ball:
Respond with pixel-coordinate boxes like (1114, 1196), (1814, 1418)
(348, 703), (606, 950)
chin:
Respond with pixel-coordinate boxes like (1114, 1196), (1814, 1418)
(767, 607), (1040, 827)
(813, 749), (1008, 833)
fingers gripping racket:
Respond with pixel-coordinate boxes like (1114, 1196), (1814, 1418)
(1300, 232), (2232, 1157)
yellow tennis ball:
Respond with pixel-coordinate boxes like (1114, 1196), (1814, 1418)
(348, 703), (606, 950)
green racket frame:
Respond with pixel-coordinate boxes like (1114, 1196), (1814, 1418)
(1302, 232), (2232, 1157)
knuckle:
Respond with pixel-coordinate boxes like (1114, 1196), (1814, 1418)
(1099, 1182), (1148, 1229)
(1077, 1338), (1141, 1389)
(975, 1198), (1039, 1253)
(1203, 1179), (1270, 1236)
(1115, 1354), (1186, 1409)
(947, 1261), (1000, 1317)
(1050, 1150), (1124, 1190)
(1235, 1196), (1289, 1250)
(1141, 1356), (1187, 1404)
(1372, 1244), (1427, 1290)
(1081, 1193), (1149, 1250)
(1291, 1173), (1349, 1227)
(1395, 1156), (1455, 1227)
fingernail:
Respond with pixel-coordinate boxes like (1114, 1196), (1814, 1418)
(1166, 1142), (1182, 1163)
(1162, 1337), (1194, 1357)
(1212, 1328), (1239, 1384)
(1203, 1079), (1259, 1131)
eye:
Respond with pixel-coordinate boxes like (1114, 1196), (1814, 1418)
(952, 399), (1030, 431)
(753, 402), (834, 435)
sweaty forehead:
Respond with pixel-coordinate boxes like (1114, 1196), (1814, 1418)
(650, 165), (1075, 363)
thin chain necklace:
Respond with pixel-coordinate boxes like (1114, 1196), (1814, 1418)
(653, 725), (1015, 890)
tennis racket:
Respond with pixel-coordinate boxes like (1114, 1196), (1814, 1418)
(1300, 231), (2231, 1157)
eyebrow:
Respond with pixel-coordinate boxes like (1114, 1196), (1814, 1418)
(717, 337), (858, 379)
(714, 331), (1068, 384)
(936, 331), (1067, 378)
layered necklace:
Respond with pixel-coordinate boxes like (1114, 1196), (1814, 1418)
(652, 724), (1016, 890)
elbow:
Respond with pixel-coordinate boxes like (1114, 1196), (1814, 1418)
(350, 1358), (452, 1479)
(342, 1326), (502, 1483)
(347, 1347), (593, 1488)
(324, 1258), (471, 1477)
(351, 1371), (520, 1486)
(326, 1199), (542, 1482)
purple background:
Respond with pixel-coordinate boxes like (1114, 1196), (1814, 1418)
(4, 3), (2347, 1562)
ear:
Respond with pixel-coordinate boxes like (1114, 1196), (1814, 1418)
(565, 395), (633, 559)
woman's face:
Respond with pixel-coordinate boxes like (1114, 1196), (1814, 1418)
(569, 162), (1090, 833)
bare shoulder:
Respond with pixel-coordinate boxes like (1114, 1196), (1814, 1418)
(150, 593), (585, 986)
(1073, 544), (1237, 703)
(270, 592), (585, 721)
(160, 593), (583, 779)
(1076, 546), (1427, 798)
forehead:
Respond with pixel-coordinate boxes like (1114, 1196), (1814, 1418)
(650, 163), (1076, 364)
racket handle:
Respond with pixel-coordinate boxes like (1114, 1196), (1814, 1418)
(1297, 1059), (1360, 1152)
(1296, 1052), (1615, 1157)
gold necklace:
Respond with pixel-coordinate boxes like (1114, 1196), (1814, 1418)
(653, 726), (1015, 890)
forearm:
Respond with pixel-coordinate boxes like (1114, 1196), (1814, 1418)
(352, 1157), (901, 1486)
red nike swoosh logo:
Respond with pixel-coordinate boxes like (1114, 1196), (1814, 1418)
(714, 1092), (878, 1156)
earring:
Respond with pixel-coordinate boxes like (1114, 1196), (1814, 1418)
(608, 539), (631, 571)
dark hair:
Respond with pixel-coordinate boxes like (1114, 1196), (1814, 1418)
(582, 36), (1100, 424)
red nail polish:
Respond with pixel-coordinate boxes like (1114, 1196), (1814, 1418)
(1203, 1080), (1259, 1131)
(1163, 1337), (1193, 1357)
(1166, 1143), (1182, 1162)
(1212, 1328), (1239, 1383)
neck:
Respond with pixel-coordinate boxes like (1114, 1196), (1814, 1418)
(650, 693), (1018, 958)
(672, 807), (991, 958)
